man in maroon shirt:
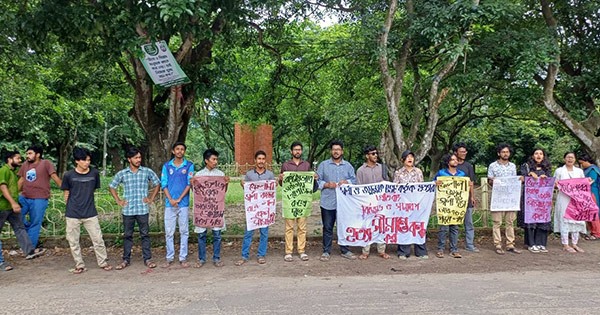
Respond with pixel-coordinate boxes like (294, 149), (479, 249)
(278, 141), (317, 262)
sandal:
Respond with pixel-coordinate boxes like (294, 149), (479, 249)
(495, 248), (505, 255)
(161, 260), (173, 268)
(179, 260), (190, 268)
(213, 260), (224, 267)
(145, 260), (157, 268)
(359, 253), (369, 260)
(436, 251), (444, 258)
(451, 252), (462, 258)
(563, 246), (576, 253)
(300, 253), (309, 261)
(572, 245), (585, 253)
(284, 254), (293, 262)
(71, 267), (87, 274)
(235, 259), (247, 266)
(100, 264), (113, 271)
(0, 263), (13, 272)
(378, 253), (391, 259)
(257, 257), (266, 264)
(194, 261), (205, 268)
(115, 261), (129, 270)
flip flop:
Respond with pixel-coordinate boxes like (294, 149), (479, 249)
(359, 253), (369, 260)
(235, 259), (247, 266)
(100, 264), (113, 271)
(563, 246), (576, 253)
(0, 263), (13, 272)
(70, 267), (87, 274)
(378, 253), (391, 259)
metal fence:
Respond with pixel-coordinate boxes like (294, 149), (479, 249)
(1, 178), (529, 238)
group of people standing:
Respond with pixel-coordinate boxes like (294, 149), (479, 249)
(1, 139), (598, 273)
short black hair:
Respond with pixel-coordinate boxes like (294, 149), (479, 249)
(330, 139), (344, 149)
(290, 141), (303, 151)
(496, 143), (512, 154)
(3, 151), (20, 163)
(126, 147), (141, 159)
(26, 144), (43, 159)
(254, 150), (267, 159)
(578, 152), (595, 164)
(363, 145), (377, 155)
(73, 147), (91, 162)
(440, 153), (455, 169)
(452, 142), (467, 153)
(172, 142), (187, 150)
(564, 151), (576, 159)
(203, 148), (219, 161)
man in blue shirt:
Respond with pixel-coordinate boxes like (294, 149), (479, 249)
(317, 140), (357, 261)
(109, 147), (160, 270)
(160, 142), (194, 268)
(434, 153), (468, 259)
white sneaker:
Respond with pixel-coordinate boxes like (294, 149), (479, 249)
(528, 246), (540, 253)
(538, 246), (548, 253)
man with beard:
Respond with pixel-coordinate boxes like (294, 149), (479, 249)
(453, 143), (479, 252)
(356, 145), (390, 260)
(160, 142), (194, 268)
(317, 140), (357, 261)
(488, 143), (522, 255)
(0, 151), (41, 269)
(18, 144), (61, 250)
(236, 150), (275, 266)
(61, 148), (112, 273)
(279, 141), (316, 262)
(109, 147), (160, 270)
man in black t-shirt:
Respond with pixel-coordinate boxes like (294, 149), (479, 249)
(61, 148), (112, 273)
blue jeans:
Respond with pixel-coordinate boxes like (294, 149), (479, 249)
(19, 196), (49, 248)
(122, 214), (152, 263)
(164, 206), (189, 262)
(321, 207), (349, 255)
(241, 227), (269, 260)
(438, 225), (459, 253)
(0, 240), (4, 265)
(463, 207), (476, 250)
(197, 229), (221, 263)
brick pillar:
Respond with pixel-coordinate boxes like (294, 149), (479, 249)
(234, 123), (273, 175)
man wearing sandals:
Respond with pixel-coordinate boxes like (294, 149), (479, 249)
(356, 145), (390, 260)
(279, 141), (315, 263)
(487, 143), (522, 255)
(193, 148), (229, 268)
(160, 142), (194, 268)
(317, 140), (357, 261)
(109, 147), (160, 270)
(0, 150), (42, 271)
(235, 150), (275, 266)
(61, 148), (112, 273)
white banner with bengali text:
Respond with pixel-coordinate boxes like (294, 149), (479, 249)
(336, 181), (436, 246)
(490, 176), (522, 211)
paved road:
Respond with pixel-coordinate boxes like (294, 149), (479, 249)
(2, 270), (598, 314)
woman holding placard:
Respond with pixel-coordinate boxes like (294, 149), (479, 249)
(553, 152), (586, 253)
(517, 149), (552, 253)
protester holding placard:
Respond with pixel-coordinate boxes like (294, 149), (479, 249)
(453, 143), (479, 253)
(279, 141), (316, 262)
(236, 150), (275, 266)
(356, 145), (390, 260)
(487, 143), (522, 255)
(554, 152), (587, 253)
(317, 140), (357, 261)
(394, 150), (429, 260)
(434, 153), (469, 259)
(517, 149), (552, 253)
(577, 153), (600, 240)
(193, 149), (229, 267)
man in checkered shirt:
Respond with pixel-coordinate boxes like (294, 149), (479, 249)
(109, 147), (160, 270)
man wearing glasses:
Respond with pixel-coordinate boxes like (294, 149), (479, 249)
(356, 145), (390, 259)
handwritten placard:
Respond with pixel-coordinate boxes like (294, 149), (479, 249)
(282, 172), (314, 219)
(436, 176), (470, 225)
(490, 176), (522, 211)
(336, 181), (436, 246)
(524, 176), (555, 224)
(557, 178), (599, 221)
(244, 180), (277, 230)
(192, 176), (227, 228)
